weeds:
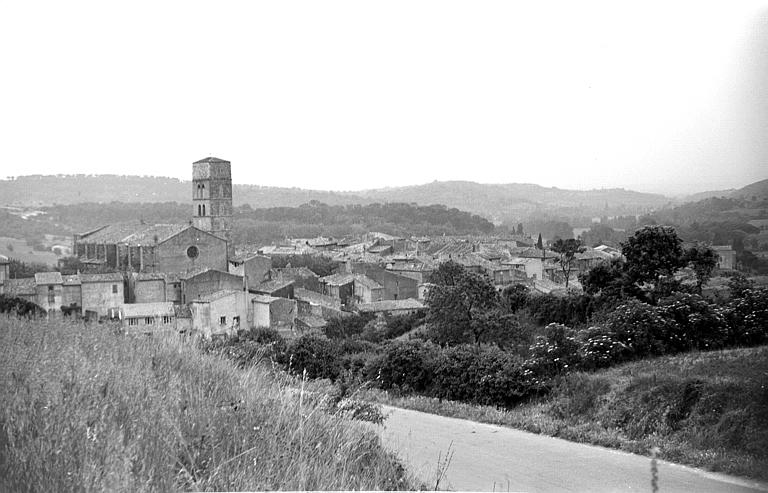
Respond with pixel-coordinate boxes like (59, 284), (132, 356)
(0, 316), (414, 491)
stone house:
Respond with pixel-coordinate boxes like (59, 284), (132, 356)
(319, 273), (356, 304)
(270, 267), (320, 291)
(34, 272), (63, 312)
(229, 254), (272, 286)
(4, 278), (36, 304)
(252, 279), (294, 299)
(120, 302), (189, 334)
(0, 254), (8, 294)
(251, 294), (297, 330)
(181, 268), (243, 303)
(80, 272), (125, 318)
(712, 245), (736, 270)
(190, 290), (251, 338)
(61, 274), (82, 312)
(350, 264), (419, 300)
(357, 299), (425, 316)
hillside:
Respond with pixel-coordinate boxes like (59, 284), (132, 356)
(364, 346), (768, 481)
(0, 174), (671, 221)
(0, 175), (368, 208)
(358, 181), (670, 221)
(0, 316), (415, 490)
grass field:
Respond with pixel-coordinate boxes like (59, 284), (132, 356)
(359, 346), (768, 481)
(0, 316), (417, 491)
(0, 236), (59, 266)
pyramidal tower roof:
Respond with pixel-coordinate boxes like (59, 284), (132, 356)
(193, 157), (230, 165)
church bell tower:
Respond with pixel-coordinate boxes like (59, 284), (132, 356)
(192, 157), (233, 256)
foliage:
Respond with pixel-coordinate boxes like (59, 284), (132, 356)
(0, 317), (414, 491)
(323, 312), (376, 340)
(366, 340), (438, 393)
(578, 223), (628, 247)
(577, 327), (629, 370)
(501, 284), (530, 312)
(7, 257), (51, 278)
(234, 201), (494, 245)
(720, 285), (768, 347)
(525, 323), (581, 378)
(430, 345), (528, 407)
(0, 295), (44, 317)
(550, 238), (586, 288)
(658, 293), (728, 352)
(597, 299), (677, 358)
(682, 244), (719, 292)
(621, 225), (685, 286)
(277, 334), (342, 381)
(425, 261), (500, 345)
(578, 258), (636, 299)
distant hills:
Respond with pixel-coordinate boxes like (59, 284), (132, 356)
(1, 174), (765, 222)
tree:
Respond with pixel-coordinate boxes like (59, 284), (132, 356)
(683, 244), (718, 293)
(516, 223), (524, 235)
(425, 261), (500, 346)
(621, 226), (685, 287)
(536, 233), (543, 250)
(550, 238), (586, 289)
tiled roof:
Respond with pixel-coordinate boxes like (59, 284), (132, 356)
(296, 314), (327, 329)
(193, 157), (230, 164)
(251, 293), (280, 304)
(272, 267), (318, 279)
(35, 272), (63, 285)
(294, 287), (340, 308)
(62, 274), (81, 285)
(352, 274), (383, 290)
(80, 272), (124, 283)
(198, 289), (241, 302)
(253, 279), (294, 294)
(320, 273), (356, 286)
(121, 302), (175, 318)
(134, 272), (167, 281)
(5, 278), (36, 296)
(78, 221), (189, 246)
(357, 299), (425, 313)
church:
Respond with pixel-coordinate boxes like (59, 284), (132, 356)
(73, 157), (233, 275)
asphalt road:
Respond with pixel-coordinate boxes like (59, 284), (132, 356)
(372, 405), (768, 492)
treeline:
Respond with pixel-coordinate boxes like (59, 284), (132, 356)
(233, 201), (495, 244)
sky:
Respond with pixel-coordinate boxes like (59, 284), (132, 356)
(1, 1), (766, 196)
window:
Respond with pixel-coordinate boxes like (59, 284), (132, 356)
(197, 204), (201, 216)
(220, 316), (226, 325)
(145, 317), (154, 325)
(202, 204), (206, 216)
(186, 245), (199, 259)
(128, 318), (138, 326)
(47, 285), (55, 304)
(112, 284), (118, 294)
(233, 316), (240, 325)
(162, 316), (172, 324)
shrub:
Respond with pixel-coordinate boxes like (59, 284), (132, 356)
(721, 286), (768, 347)
(279, 334), (342, 381)
(578, 326), (630, 370)
(658, 293), (728, 352)
(525, 323), (581, 379)
(365, 340), (438, 393)
(324, 312), (376, 340)
(597, 300), (677, 358)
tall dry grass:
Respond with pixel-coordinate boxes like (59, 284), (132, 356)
(0, 315), (414, 491)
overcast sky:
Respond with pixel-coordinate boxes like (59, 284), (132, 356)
(1, 1), (766, 195)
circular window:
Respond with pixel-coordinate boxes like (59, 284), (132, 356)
(186, 245), (199, 259)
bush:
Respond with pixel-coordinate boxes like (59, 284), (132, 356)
(658, 293), (728, 352)
(598, 300), (677, 358)
(430, 345), (529, 407)
(525, 323), (581, 378)
(721, 286), (768, 347)
(365, 340), (438, 393)
(279, 334), (342, 381)
(323, 313), (375, 340)
(578, 326), (631, 370)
